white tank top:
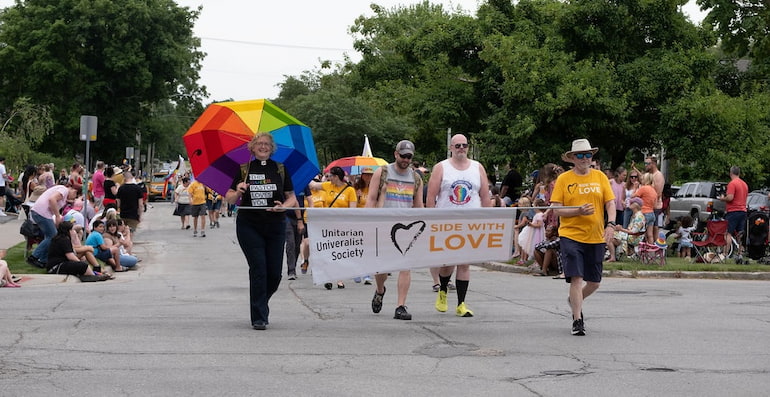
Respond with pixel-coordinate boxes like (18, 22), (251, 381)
(435, 159), (482, 208)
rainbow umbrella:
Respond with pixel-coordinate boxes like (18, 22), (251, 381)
(183, 99), (319, 195)
(324, 156), (388, 175)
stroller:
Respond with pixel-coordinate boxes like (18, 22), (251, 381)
(745, 210), (769, 261)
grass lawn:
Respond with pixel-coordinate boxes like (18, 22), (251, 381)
(4, 242), (48, 275)
(507, 254), (770, 273)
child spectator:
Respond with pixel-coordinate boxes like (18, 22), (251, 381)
(676, 216), (696, 261)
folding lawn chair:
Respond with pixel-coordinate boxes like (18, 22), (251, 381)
(636, 241), (666, 266)
(692, 220), (729, 263)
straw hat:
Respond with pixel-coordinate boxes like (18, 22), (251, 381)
(561, 139), (598, 162)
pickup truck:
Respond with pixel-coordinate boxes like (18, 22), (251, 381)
(668, 181), (727, 231)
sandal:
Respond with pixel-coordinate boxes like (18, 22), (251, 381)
(337, 282), (345, 289)
(300, 260), (309, 274)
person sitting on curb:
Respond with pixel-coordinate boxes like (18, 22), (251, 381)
(70, 222), (110, 275)
(85, 220), (127, 272)
(0, 249), (22, 288)
(46, 219), (110, 282)
(103, 219), (139, 269)
(533, 224), (561, 276)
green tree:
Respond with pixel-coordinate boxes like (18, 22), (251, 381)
(349, 2), (484, 163)
(276, 68), (413, 167)
(0, 0), (206, 162)
(699, 0), (770, 91)
(0, 97), (53, 171)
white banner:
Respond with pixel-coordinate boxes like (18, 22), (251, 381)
(306, 208), (516, 284)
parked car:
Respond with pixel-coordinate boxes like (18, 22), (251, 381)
(668, 181), (727, 231)
(148, 171), (174, 201)
(747, 190), (770, 212)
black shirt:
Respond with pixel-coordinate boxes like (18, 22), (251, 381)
(116, 183), (145, 220)
(501, 169), (523, 201)
(230, 159), (293, 223)
(104, 180), (117, 200)
(47, 236), (74, 270)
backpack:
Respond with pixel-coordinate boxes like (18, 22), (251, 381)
(378, 165), (423, 199)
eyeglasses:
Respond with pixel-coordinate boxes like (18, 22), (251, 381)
(644, 162), (651, 165)
(398, 153), (413, 160)
(574, 153), (593, 159)
(453, 143), (469, 149)
(630, 175), (638, 179)
(254, 142), (271, 147)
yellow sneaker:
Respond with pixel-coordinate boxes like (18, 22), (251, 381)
(456, 302), (474, 317)
(435, 290), (448, 312)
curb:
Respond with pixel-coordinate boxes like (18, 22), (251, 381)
(479, 261), (770, 281)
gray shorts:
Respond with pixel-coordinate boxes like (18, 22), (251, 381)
(190, 204), (207, 217)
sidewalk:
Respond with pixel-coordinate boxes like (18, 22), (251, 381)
(0, 211), (24, 249)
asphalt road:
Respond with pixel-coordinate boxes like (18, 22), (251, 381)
(1, 202), (769, 396)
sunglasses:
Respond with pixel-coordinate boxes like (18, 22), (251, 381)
(398, 153), (413, 160)
(630, 175), (638, 179)
(574, 152), (593, 159)
(453, 143), (469, 149)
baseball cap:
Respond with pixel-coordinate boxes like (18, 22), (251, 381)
(395, 140), (415, 155)
(361, 166), (375, 174)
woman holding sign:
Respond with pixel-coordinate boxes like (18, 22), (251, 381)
(225, 132), (298, 331)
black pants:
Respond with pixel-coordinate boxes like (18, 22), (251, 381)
(284, 217), (302, 275)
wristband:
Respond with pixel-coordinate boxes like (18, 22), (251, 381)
(606, 221), (616, 227)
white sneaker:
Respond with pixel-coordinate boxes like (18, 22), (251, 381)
(0, 210), (7, 216)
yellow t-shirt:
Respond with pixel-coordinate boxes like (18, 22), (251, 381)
(308, 189), (326, 208)
(550, 169), (614, 244)
(321, 181), (357, 208)
(356, 186), (369, 208)
(188, 181), (207, 205)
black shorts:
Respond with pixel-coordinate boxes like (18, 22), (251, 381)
(725, 211), (747, 234)
(0, 186), (5, 196)
(559, 237), (604, 283)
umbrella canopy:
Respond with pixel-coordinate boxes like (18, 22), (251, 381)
(324, 156), (388, 176)
(183, 99), (320, 195)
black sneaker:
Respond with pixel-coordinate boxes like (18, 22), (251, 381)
(252, 321), (267, 330)
(371, 286), (386, 313)
(571, 318), (585, 336)
(26, 255), (46, 269)
(394, 305), (412, 320)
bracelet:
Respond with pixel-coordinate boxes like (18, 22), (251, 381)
(606, 221), (616, 227)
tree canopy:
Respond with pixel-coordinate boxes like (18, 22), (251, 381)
(1, 0), (769, 189)
(0, 0), (205, 164)
(274, 0), (770, 187)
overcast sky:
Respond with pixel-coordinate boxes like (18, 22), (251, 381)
(1, 0), (708, 102)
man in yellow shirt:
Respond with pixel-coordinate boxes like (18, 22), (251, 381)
(187, 179), (208, 237)
(550, 139), (615, 336)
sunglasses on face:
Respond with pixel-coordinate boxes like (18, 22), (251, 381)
(630, 175), (638, 179)
(574, 152), (593, 159)
(398, 153), (413, 160)
(453, 143), (469, 149)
